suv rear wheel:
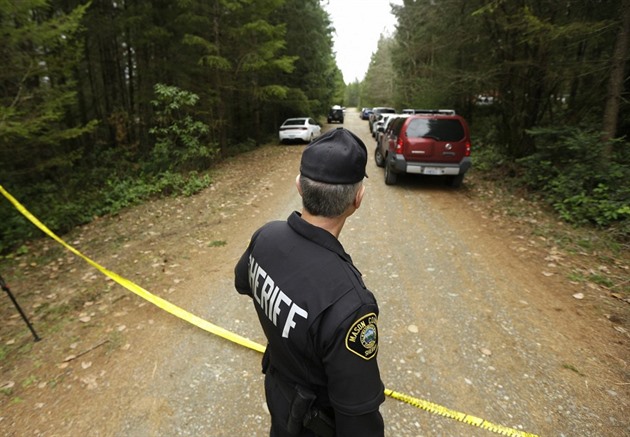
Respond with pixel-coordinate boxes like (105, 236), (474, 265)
(384, 163), (397, 185)
(374, 148), (385, 168)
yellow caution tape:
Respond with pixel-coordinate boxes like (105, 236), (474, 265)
(384, 389), (539, 436)
(0, 184), (540, 437)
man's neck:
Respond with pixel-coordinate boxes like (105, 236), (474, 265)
(300, 210), (347, 238)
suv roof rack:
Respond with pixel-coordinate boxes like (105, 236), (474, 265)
(410, 109), (456, 115)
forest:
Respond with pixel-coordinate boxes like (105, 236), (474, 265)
(1, 0), (629, 253)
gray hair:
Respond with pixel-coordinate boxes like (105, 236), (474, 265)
(299, 175), (362, 218)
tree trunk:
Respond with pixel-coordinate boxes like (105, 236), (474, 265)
(213, 5), (228, 157)
(601, 0), (630, 148)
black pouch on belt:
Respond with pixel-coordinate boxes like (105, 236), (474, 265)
(286, 385), (316, 435)
(303, 406), (335, 437)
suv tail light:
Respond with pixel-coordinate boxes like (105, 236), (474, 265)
(396, 136), (404, 154)
(465, 141), (471, 157)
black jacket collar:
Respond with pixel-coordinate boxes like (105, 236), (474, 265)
(287, 211), (354, 265)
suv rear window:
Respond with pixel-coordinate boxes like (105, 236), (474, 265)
(406, 118), (465, 141)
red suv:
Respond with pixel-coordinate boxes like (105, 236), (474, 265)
(375, 110), (472, 187)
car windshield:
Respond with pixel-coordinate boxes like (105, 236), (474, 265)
(283, 119), (306, 126)
(406, 119), (465, 141)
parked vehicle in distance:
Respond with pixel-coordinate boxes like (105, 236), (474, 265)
(360, 107), (373, 120)
(475, 95), (494, 106)
(369, 107), (396, 133)
(376, 110), (471, 187)
(279, 117), (321, 144)
(372, 113), (397, 140)
(327, 105), (344, 124)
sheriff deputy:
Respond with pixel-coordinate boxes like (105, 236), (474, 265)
(235, 127), (385, 436)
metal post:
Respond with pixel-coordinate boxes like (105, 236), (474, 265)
(1, 273), (41, 342)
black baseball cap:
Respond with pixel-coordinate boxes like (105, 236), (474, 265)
(300, 128), (368, 184)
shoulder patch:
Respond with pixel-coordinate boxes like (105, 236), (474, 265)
(345, 313), (378, 360)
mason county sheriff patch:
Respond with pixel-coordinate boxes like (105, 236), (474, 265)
(345, 313), (378, 360)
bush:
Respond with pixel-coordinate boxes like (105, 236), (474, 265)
(518, 127), (630, 235)
(149, 84), (219, 172)
(102, 171), (212, 215)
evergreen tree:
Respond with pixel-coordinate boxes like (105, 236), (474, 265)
(275, 0), (342, 119)
(0, 0), (93, 247)
(0, 0), (92, 178)
(362, 35), (396, 107)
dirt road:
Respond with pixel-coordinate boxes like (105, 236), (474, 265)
(1, 109), (628, 436)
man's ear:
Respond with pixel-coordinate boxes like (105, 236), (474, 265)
(295, 174), (303, 196)
(354, 184), (366, 209)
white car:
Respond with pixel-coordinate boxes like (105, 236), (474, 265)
(279, 118), (321, 144)
(372, 113), (397, 139)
